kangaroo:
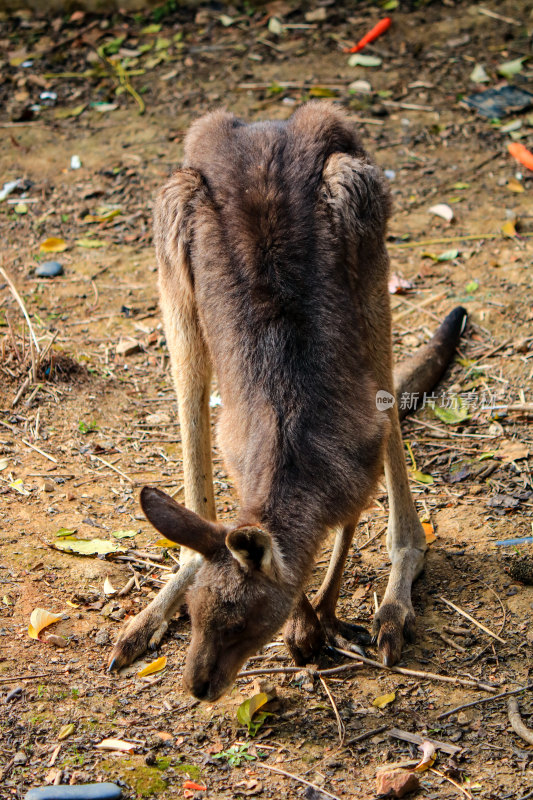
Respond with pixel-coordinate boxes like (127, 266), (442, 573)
(109, 103), (466, 702)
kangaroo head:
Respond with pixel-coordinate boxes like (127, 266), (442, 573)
(140, 486), (293, 702)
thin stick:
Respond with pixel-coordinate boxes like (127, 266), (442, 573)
(333, 648), (498, 692)
(478, 6), (520, 25)
(0, 671), (77, 684)
(319, 676), (345, 745)
(507, 698), (533, 746)
(437, 683), (533, 720)
(347, 724), (388, 745)
(90, 454), (134, 483)
(439, 632), (467, 654)
(256, 763), (342, 800)
(438, 596), (505, 644)
(356, 525), (386, 552)
(0, 266), (40, 353)
(237, 662), (363, 679)
(430, 768), (473, 799)
(394, 292), (448, 323)
(389, 232), (533, 249)
(21, 438), (58, 464)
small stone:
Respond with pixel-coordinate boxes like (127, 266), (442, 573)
(305, 7), (327, 22)
(116, 338), (141, 357)
(6, 686), (23, 702)
(36, 261), (64, 278)
(376, 768), (420, 798)
(40, 479), (56, 493)
(14, 751), (27, 765)
(110, 608), (126, 621)
(43, 634), (69, 648)
(95, 629), (111, 646)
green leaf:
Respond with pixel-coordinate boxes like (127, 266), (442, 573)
(56, 528), (78, 538)
(141, 24), (162, 34)
(497, 58), (525, 80)
(111, 529), (138, 539)
(382, 0), (399, 9)
(76, 238), (107, 248)
(437, 248), (459, 261)
(237, 692), (274, 735)
(411, 469), (434, 485)
(55, 104), (86, 119)
(465, 280), (478, 294)
(52, 538), (126, 556)
(348, 53), (382, 68)
(431, 398), (470, 425)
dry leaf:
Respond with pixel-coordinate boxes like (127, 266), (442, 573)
(372, 691), (396, 709)
(138, 655), (167, 677)
(155, 537), (180, 548)
(96, 738), (136, 752)
(388, 273), (414, 295)
(429, 203), (454, 222)
(414, 740), (437, 772)
(40, 237), (68, 253)
(9, 479), (29, 495)
(58, 723), (76, 740)
(103, 576), (117, 596)
(497, 441), (529, 463)
(28, 608), (62, 640)
(422, 521), (436, 544)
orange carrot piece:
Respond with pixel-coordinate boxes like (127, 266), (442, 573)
(508, 142), (533, 172)
(344, 17), (391, 54)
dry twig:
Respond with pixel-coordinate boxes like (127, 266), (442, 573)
(438, 596), (505, 644)
(257, 763), (342, 800)
(437, 683), (533, 720)
(333, 647), (498, 692)
(507, 698), (533, 746)
(319, 675), (345, 745)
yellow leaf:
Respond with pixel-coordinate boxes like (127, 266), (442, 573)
(58, 723), (76, 740)
(66, 600), (79, 608)
(155, 537), (179, 548)
(138, 655), (167, 677)
(103, 576), (117, 596)
(9, 479), (29, 495)
(507, 178), (524, 193)
(40, 237), (67, 253)
(501, 220), (516, 238)
(423, 521), (436, 544)
(96, 738), (136, 752)
(28, 608), (62, 640)
(372, 691), (396, 709)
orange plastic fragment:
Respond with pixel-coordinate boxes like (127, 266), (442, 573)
(344, 17), (391, 54)
(508, 142), (533, 172)
(183, 781), (206, 791)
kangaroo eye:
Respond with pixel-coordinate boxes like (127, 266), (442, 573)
(227, 621), (246, 636)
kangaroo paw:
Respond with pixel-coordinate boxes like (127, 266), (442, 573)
(108, 609), (169, 671)
(283, 596), (325, 666)
(372, 601), (416, 667)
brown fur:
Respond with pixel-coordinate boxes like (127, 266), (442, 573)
(109, 103), (466, 701)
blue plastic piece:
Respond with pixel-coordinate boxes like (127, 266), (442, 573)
(25, 784), (122, 800)
(495, 536), (533, 547)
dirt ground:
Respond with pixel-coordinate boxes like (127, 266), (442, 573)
(1, 1), (532, 799)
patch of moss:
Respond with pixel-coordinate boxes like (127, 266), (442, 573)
(175, 763), (201, 781)
(110, 759), (168, 798)
(155, 756), (171, 771)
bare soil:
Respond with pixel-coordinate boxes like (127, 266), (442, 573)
(1, 2), (532, 799)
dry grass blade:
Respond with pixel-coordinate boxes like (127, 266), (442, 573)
(319, 675), (345, 745)
(438, 596), (506, 644)
(257, 763), (342, 800)
(0, 266), (40, 353)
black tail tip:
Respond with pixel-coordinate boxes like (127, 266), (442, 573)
(436, 306), (468, 346)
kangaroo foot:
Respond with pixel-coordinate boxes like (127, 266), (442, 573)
(372, 600), (416, 667)
(320, 615), (370, 658)
(108, 607), (169, 671)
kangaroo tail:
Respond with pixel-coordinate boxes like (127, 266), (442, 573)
(394, 306), (468, 421)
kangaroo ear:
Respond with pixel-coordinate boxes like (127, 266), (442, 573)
(140, 486), (224, 559)
(225, 526), (278, 575)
